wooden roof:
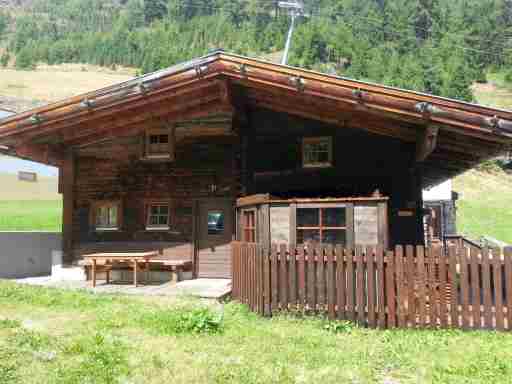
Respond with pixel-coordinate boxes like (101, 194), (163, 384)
(0, 50), (511, 187)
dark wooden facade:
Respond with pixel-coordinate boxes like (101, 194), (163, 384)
(1, 51), (512, 278)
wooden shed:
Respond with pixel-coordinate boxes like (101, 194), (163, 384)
(236, 194), (389, 250)
(1, 51), (512, 280)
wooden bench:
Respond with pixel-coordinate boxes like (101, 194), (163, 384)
(149, 259), (193, 282)
(82, 253), (193, 287)
(83, 251), (159, 287)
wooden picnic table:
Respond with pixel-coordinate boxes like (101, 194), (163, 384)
(82, 251), (159, 288)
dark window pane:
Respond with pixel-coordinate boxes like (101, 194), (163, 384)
(297, 229), (320, 244)
(151, 206), (159, 215)
(150, 135), (159, 144)
(159, 206), (169, 215)
(322, 230), (346, 245)
(150, 216), (159, 225)
(159, 134), (168, 143)
(317, 151), (329, 163)
(158, 216), (168, 225)
(323, 208), (346, 227)
(297, 208), (319, 227)
(208, 211), (224, 235)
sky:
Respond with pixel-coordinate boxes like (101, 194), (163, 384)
(0, 155), (59, 177)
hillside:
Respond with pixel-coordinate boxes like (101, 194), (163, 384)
(1, 0), (511, 102)
(0, 63), (134, 112)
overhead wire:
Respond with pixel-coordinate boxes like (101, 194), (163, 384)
(169, 0), (512, 61)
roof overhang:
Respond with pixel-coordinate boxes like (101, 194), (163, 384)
(0, 51), (511, 187)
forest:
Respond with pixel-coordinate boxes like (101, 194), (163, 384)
(1, 0), (512, 101)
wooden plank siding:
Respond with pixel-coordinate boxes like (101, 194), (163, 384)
(232, 242), (512, 331)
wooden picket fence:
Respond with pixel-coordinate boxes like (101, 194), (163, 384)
(231, 241), (512, 331)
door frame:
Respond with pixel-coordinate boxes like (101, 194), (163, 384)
(193, 197), (236, 278)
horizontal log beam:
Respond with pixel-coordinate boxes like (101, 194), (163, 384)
(0, 59), (224, 139)
(219, 59), (512, 144)
(246, 92), (418, 142)
(68, 99), (232, 148)
(18, 82), (222, 146)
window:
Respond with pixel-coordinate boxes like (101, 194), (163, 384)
(296, 206), (346, 245)
(92, 202), (120, 231)
(302, 137), (333, 168)
(145, 129), (171, 158)
(242, 210), (256, 242)
(146, 203), (170, 230)
(208, 211), (225, 235)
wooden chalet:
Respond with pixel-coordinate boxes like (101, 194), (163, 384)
(1, 51), (511, 280)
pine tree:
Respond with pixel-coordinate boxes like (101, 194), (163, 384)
(144, 0), (167, 24)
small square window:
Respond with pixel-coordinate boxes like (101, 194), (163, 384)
(208, 211), (224, 235)
(296, 206), (346, 246)
(302, 137), (332, 168)
(146, 130), (171, 158)
(147, 204), (170, 230)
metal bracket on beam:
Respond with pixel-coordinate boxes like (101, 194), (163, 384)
(195, 64), (209, 78)
(484, 115), (512, 136)
(28, 114), (44, 125)
(289, 76), (305, 92)
(80, 98), (96, 109)
(415, 102), (445, 117)
(352, 88), (365, 103)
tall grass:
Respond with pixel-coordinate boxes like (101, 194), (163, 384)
(1, 281), (512, 383)
(0, 200), (62, 231)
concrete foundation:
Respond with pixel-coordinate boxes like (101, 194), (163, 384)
(0, 232), (62, 278)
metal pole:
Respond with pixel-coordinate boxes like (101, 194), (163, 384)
(281, 11), (296, 65)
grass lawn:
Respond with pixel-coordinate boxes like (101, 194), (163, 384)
(453, 168), (512, 244)
(0, 200), (62, 231)
(0, 281), (511, 384)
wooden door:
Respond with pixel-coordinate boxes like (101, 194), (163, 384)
(197, 199), (234, 278)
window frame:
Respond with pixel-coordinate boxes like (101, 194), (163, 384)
(91, 200), (122, 232)
(207, 209), (226, 236)
(302, 136), (333, 168)
(241, 209), (257, 243)
(144, 128), (172, 159)
(145, 200), (172, 231)
(296, 203), (347, 246)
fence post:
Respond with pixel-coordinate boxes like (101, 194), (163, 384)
(326, 245), (335, 320)
(395, 245), (405, 328)
(367, 246), (376, 328)
(263, 245), (271, 316)
(336, 245), (347, 321)
(385, 250), (396, 328)
(289, 244), (297, 309)
(405, 245), (415, 328)
(504, 247), (512, 331)
(470, 246), (481, 329)
(271, 244), (278, 314)
(448, 245), (459, 328)
(494, 248), (505, 331)
(376, 245), (385, 328)
(482, 248), (493, 329)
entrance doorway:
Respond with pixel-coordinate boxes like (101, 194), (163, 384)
(197, 199), (234, 278)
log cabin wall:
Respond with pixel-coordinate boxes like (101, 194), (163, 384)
(242, 107), (425, 247)
(71, 134), (238, 261)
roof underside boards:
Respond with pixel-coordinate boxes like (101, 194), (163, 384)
(0, 51), (510, 188)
